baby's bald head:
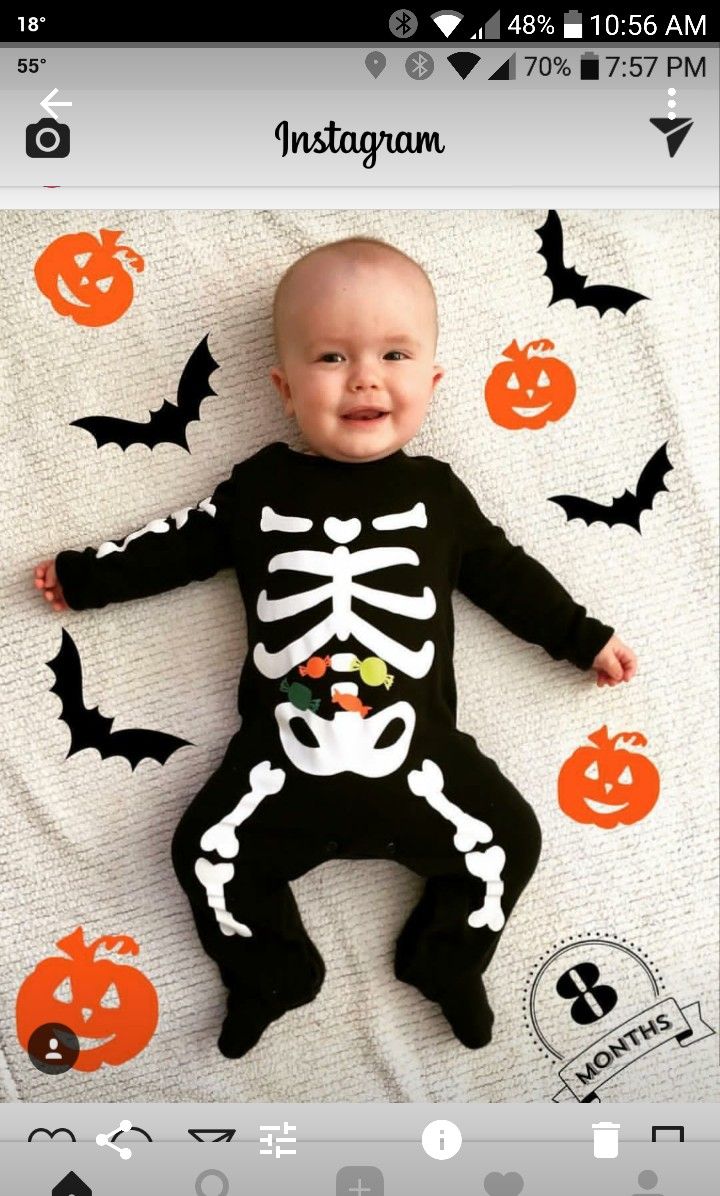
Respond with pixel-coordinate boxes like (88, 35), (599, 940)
(272, 236), (438, 363)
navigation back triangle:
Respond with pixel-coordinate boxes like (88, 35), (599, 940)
(649, 116), (693, 157)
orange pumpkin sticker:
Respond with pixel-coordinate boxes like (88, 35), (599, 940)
(558, 725), (660, 829)
(16, 928), (158, 1072)
(34, 229), (145, 326)
(485, 339), (576, 429)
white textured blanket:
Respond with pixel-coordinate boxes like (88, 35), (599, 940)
(0, 208), (717, 1102)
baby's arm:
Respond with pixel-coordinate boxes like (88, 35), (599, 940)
(447, 465), (636, 685)
(33, 469), (238, 613)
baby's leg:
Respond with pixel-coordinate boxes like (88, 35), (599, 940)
(171, 728), (327, 1058)
(393, 732), (542, 1048)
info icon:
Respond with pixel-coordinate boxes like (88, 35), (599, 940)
(26, 116), (70, 158)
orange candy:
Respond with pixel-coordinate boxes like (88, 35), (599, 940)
(331, 689), (372, 718)
(299, 655), (332, 678)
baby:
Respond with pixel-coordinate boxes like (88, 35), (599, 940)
(35, 236), (637, 1059)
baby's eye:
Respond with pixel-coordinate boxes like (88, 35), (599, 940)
(384, 351), (407, 361)
(319, 353), (344, 363)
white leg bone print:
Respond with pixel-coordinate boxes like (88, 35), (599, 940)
(254, 505), (436, 681)
(195, 761), (286, 937)
(200, 761), (286, 858)
(194, 859), (252, 938)
(408, 759), (506, 932)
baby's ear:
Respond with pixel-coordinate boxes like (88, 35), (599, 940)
(269, 366), (293, 415)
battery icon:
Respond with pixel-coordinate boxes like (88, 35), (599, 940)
(580, 51), (599, 79)
(563, 9), (583, 37)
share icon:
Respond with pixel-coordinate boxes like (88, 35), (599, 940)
(96, 1119), (133, 1160)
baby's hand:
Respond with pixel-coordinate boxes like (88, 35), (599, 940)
(592, 634), (637, 688)
(34, 559), (68, 612)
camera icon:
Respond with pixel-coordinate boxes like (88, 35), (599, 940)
(26, 117), (70, 158)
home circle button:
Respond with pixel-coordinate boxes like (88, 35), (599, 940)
(195, 1170), (230, 1196)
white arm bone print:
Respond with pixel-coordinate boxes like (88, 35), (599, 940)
(408, 759), (506, 932)
(195, 761), (286, 937)
(254, 506), (436, 680)
(96, 497), (216, 558)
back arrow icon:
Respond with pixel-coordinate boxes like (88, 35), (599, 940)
(41, 88), (73, 117)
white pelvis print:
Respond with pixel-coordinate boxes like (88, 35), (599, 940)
(255, 504), (434, 777)
(408, 759), (506, 932)
(194, 760), (286, 938)
(277, 683), (416, 777)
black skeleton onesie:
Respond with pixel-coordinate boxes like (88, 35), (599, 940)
(55, 440), (614, 1056)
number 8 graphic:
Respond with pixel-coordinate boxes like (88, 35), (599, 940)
(556, 962), (618, 1025)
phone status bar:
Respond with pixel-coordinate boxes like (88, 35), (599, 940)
(2, 8), (718, 44)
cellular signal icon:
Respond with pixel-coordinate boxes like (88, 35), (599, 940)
(432, 9), (464, 37)
(469, 9), (502, 39)
(489, 52), (516, 80)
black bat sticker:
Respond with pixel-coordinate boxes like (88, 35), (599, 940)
(549, 442), (673, 533)
(48, 628), (192, 769)
(71, 334), (218, 451)
(536, 210), (649, 316)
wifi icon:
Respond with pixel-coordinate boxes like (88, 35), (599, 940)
(432, 9), (464, 37)
(448, 51), (480, 79)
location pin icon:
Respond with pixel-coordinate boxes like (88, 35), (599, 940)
(365, 51), (386, 79)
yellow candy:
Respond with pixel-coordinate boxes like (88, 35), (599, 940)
(352, 656), (394, 689)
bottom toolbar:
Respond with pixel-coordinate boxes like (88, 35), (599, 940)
(1, 1139), (716, 1196)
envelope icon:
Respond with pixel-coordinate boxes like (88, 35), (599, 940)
(188, 1128), (235, 1143)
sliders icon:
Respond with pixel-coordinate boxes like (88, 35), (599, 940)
(649, 116), (693, 157)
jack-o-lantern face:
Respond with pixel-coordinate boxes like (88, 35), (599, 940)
(34, 229), (145, 327)
(484, 339), (576, 429)
(558, 725), (660, 829)
(16, 927), (158, 1072)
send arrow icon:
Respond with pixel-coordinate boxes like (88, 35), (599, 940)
(188, 1128), (235, 1143)
(52, 1172), (92, 1196)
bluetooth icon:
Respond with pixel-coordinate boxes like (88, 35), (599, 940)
(389, 9), (418, 39)
(405, 51), (435, 80)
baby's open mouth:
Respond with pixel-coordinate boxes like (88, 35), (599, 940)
(342, 409), (388, 421)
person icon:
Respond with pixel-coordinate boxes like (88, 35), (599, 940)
(633, 1170), (663, 1195)
(44, 1036), (63, 1061)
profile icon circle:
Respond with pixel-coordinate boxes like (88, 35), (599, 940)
(26, 1022), (79, 1074)
(195, 1169), (230, 1196)
(637, 1172), (659, 1192)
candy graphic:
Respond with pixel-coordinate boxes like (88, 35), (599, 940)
(331, 689), (372, 717)
(280, 678), (321, 712)
(298, 655), (332, 678)
(350, 656), (394, 689)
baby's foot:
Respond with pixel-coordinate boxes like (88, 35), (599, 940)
(436, 978), (494, 1049)
(396, 959), (494, 1049)
(217, 993), (287, 1059)
(218, 949), (326, 1059)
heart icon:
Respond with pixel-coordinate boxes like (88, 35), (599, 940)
(484, 1173), (524, 1196)
(28, 1127), (76, 1141)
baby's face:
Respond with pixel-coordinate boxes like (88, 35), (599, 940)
(270, 251), (443, 462)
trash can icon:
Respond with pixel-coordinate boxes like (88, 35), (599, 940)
(592, 1121), (620, 1158)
